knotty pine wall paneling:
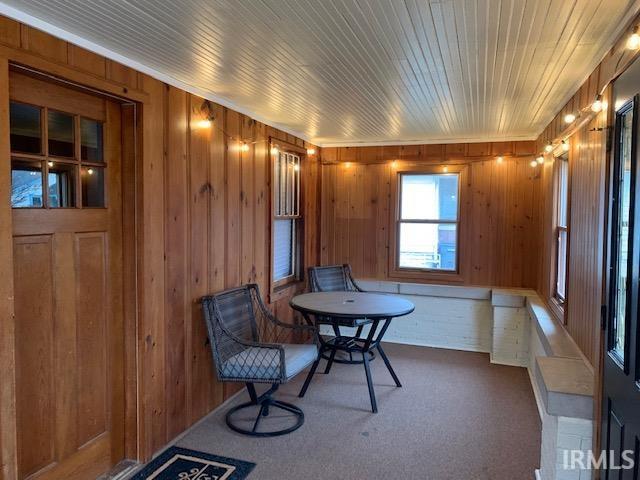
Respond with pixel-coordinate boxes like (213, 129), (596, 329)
(320, 142), (540, 289)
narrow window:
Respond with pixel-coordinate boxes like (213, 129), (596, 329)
(397, 172), (460, 271)
(554, 155), (569, 303)
(272, 149), (302, 287)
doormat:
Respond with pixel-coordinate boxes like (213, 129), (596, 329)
(130, 446), (255, 480)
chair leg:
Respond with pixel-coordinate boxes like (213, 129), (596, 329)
(324, 347), (337, 374)
(362, 352), (378, 413)
(299, 356), (321, 398)
(376, 344), (402, 387)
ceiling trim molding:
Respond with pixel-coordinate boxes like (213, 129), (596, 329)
(0, 1), (315, 145)
(320, 135), (538, 148)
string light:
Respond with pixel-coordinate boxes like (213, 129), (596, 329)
(564, 113), (576, 124)
(47, 161), (53, 167)
(241, 142), (250, 153)
(530, 160), (538, 168)
(306, 148), (316, 155)
(345, 162), (351, 168)
(627, 26), (640, 50)
(591, 95), (603, 113)
(193, 119), (212, 129)
(293, 164), (300, 172)
(391, 160), (398, 168)
(443, 166), (449, 173)
(562, 140), (570, 152)
(544, 143), (553, 153)
(270, 146), (279, 156)
(496, 156), (503, 164)
(87, 168), (94, 175)
(536, 156), (545, 165)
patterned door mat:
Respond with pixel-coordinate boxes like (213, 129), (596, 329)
(131, 446), (255, 480)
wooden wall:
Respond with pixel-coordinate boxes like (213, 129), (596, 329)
(535, 14), (640, 367)
(0, 16), (320, 478)
(159, 89), (320, 450)
(320, 141), (541, 288)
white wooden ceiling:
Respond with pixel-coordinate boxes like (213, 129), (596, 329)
(2, 0), (639, 146)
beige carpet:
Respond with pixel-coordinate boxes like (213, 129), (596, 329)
(176, 343), (541, 480)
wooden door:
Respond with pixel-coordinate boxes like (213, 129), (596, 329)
(602, 97), (640, 478)
(9, 70), (126, 480)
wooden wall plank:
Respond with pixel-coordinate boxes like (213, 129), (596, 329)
(164, 86), (188, 439)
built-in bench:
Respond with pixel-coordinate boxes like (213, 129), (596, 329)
(342, 280), (596, 480)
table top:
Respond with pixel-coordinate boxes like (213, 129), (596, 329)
(289, 291), (415, 319)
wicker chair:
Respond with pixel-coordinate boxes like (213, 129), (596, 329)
(307, 264), (374, 369)
(201, 284), (318, 437)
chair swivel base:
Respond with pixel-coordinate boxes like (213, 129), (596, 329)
(226, 390), (304, 437)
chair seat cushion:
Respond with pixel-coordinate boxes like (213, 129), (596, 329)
(221, 344), (318, 381)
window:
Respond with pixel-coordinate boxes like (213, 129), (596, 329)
(9, 101), (105, 208)
(609, 102), (635, 366)
(272, 148), (302, 287)
(396, 171), (460, 272)
(554, 155), (569, 303)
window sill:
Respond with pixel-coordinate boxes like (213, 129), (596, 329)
(546, 296), (566, 325)
(269, 279), (305, 303)
(388, 267), (464, 284)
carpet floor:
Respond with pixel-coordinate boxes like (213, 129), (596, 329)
(175, 343), (541, 480)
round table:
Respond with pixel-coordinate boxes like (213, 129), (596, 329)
(290, 291), (414, 413)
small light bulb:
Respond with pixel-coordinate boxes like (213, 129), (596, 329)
(47, 161), (54, 167)
(293, 164), (300, 172)
(241, 142), (249, 152)
(544, 143), (553, 153)
(627, 27), (640, 50)
(88, 168), (94, 175)
(306, 148), (316, 155)
(194, 119), (212, 129)
(443, 166), (448, 173)
(564, 113), (576, 124)
(270, 147), (279, 156)
(536, 156), (544, 165)
(345, 162), (351, 168)
(496, 156), (503, 163)
(591, 95), (603, 113)
(530, 160), (538, 168)
(562, 140), (569, 152)
(391, 160), (397, 168)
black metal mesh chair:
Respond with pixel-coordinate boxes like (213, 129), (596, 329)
(202, 284), (318, 437)
(307, 264), (375, 368)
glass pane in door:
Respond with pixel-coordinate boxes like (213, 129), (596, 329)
(612, 107), (634, 364)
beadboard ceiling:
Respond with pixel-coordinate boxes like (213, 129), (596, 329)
(1, 0), (639, 146)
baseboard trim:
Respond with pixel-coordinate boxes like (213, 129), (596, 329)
(535, 468), (542, 480)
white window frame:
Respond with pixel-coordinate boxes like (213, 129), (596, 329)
(271, 145), (302, 290)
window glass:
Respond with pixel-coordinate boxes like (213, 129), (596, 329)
(48, 110), (74, 158)
(11, 159), (43, 208)
(611, 107), (633, 363)
(398, 173), (459, 271)
(401, 174), (458, 220)
(48, 162), (76, 208)
(273, 219), (295, 281)
(81, 118), (104, 162)
(81, 166), (105, 207)
(10, 102), (41, 154)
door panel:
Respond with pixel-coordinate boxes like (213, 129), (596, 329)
(13, 236), (55, 477)
(603, 95), (640, 479)
(10, 70), (125, 480)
